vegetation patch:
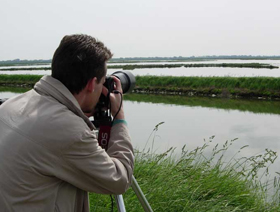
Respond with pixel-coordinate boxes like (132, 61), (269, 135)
(0, 74), (41, 87)
(134, 76), (280, 99)
(89, 129), (280, 212)
(1, 75), (280, 99)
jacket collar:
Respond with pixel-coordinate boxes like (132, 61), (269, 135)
(34, 75), (95, 130)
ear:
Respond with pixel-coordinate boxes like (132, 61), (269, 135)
(86, 77), (97, 93)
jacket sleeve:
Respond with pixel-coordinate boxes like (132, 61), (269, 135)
(56, 122), (134, 195)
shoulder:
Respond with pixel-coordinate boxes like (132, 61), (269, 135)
(2, 90), (92, 151)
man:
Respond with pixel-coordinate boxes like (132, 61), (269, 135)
(0, 34), (134, 212)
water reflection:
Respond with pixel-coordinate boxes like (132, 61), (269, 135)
(122, 99), (280, 183)
(125, 93), (280, 115)
(1, 88), (280, 179)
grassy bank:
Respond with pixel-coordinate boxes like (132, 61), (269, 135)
(0, 86), (30, 94)
(108, 63), (278, 70)
(89, 134), (280, 211)
(0, 74), (41, 87)
(135, 76), (280, 99)
(1, 74), (280, 99)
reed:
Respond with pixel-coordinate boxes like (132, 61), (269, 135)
(134, 76), (280, 98)
(0, 74), (41, 86)
(89, 129), (280, 211)
(135, 76), (280, 90)
(1, 75), (280, 98)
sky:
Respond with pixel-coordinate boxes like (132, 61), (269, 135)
(1, 0), (280, 60)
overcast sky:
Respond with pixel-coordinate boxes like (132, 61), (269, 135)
(1, 0), (280, 60)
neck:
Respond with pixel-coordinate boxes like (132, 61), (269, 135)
(73, 92), (86, 110)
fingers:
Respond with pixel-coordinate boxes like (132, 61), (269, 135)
(101, 78), (121, 96)
(111, 76), (123, 94)
(102, 86), (108, 96)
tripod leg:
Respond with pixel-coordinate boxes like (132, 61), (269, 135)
(131, 175), (153, 212)
(114, 195), (126, 212)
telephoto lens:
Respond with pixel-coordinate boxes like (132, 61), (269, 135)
(93, 70), (136, 128)
(110, 71), (136, 93)
(101, 70), (135, 106)
(103, 70), (135, 94)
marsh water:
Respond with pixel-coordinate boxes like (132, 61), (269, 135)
(1, 89), (280, 180)
(1, 59), (280, 77)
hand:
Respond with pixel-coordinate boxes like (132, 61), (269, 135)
(102, 76), (125, 120)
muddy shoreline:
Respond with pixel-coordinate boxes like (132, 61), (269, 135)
(133, 87), (280, 100)
(1, 83), (280, 101)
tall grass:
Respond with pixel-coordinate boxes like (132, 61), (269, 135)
(1, 75), (280, 91)
(135, 76), (280, 91)
(0, 86), (30, 93)
(89, 125), (280, 212)
(0, 74), (41, 86)
(135, 76), (280, 97)
(1, 75), (280, 98)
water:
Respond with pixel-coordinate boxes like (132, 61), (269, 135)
(123, 96), (280, 155)
(125, 96), (280, 187)
(0, 59), (280, 77)
(123, 67), (280, 77)
(1, 90), (280, 181)
(109, 59), (280, 67)
(0, 64), (50, 69)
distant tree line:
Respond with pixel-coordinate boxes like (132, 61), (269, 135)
(1, 63), (278, 71)
(0, 59), (51, 66)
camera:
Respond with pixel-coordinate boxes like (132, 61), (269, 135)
(93, 70), (136, 127)
(104, 70), (136, 96)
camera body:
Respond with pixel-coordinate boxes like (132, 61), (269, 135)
(93, 70), (135, 127)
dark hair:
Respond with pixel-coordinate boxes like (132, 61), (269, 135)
(51, 34), (113, 94)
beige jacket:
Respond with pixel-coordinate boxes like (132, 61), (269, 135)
(0, 75), (134, 212)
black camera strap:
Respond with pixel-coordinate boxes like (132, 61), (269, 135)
(97, 90), (123, 151)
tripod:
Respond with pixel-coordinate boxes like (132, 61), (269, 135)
(115, 175), (153, 212)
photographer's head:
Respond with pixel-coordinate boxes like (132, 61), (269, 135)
(51, 34), (113, 113)
(51, 34), (113, 94)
